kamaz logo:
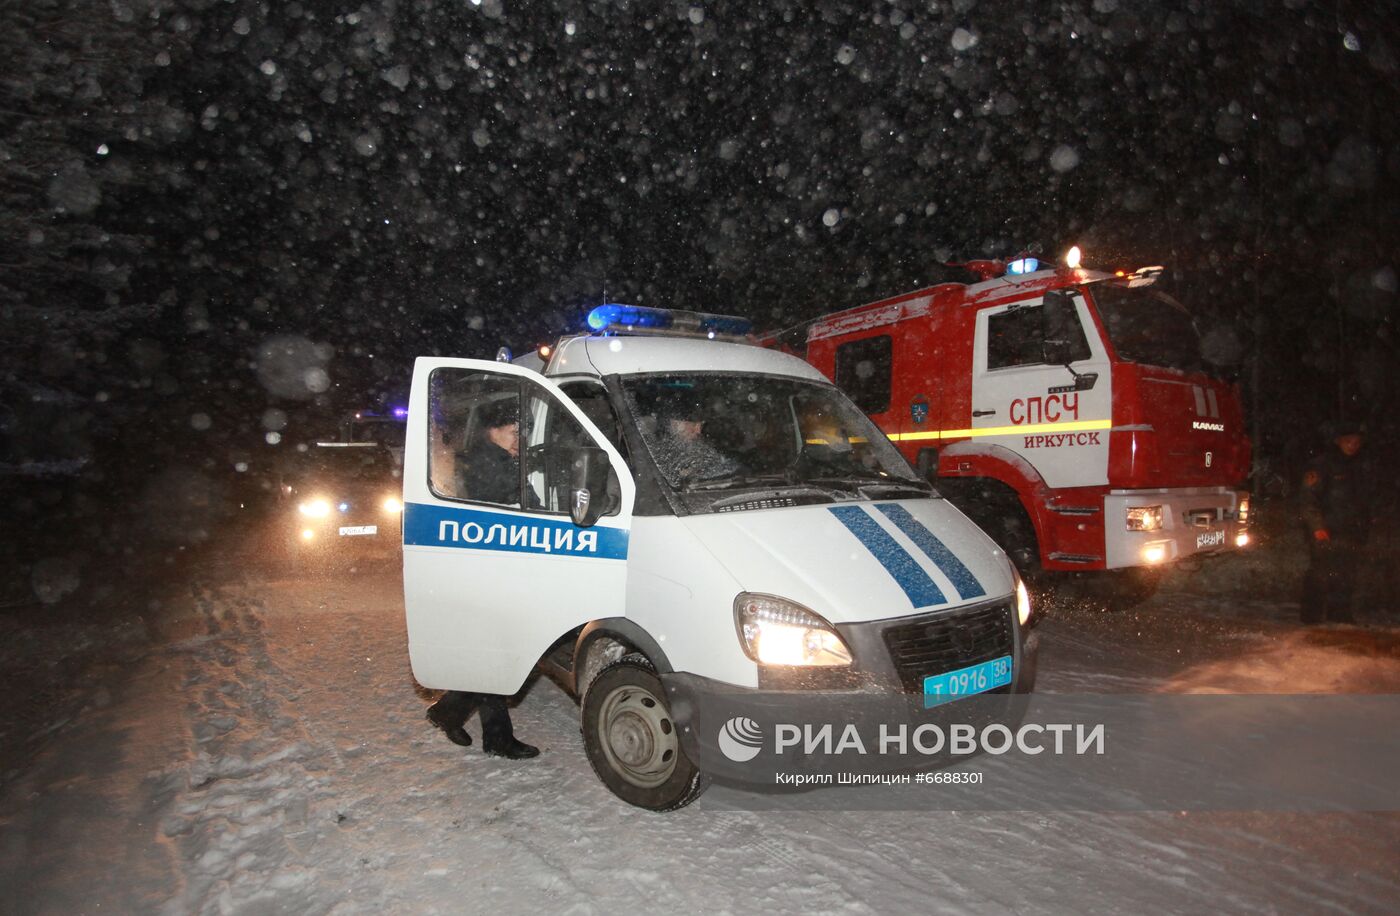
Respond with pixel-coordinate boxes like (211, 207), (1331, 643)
(1192, 421), (1225, 432)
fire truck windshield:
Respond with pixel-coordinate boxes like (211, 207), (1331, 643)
(1091, 283), (1205, 373)
(621, 374), (926, 506)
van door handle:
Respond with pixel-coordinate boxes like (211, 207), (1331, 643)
(972, 409), (996, 417)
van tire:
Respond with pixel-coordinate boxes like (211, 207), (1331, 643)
(581, 653), (709, 811)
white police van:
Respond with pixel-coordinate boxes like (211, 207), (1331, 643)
(403, 305), (1037, 810)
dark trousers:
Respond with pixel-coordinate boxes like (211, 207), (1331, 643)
(431, 690), (515, 744)
(1301, 543), (1361, 624)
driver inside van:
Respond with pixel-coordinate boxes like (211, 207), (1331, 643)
(651, 392), (739, 484)
(456, 399), (520, 505)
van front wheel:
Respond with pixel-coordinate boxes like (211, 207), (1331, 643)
(581, 654), (709, 811)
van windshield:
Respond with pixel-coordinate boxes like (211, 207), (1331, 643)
(620, 374), (928, 508)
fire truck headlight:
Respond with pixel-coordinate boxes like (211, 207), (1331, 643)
(299, 498), (332, 518)
(1142, 543), (1169, 564)
(734, 594), (852, 667)
(1235, 532), (1250, 549)
(1126, 505), (1163, 531)
(382, 496), (403, 514)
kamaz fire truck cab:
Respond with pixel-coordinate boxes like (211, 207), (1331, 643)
(401, 305), (1035, 810)
(782, 257), (1251, 605)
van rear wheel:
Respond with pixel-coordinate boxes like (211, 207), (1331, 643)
(581, 654), (709, 811)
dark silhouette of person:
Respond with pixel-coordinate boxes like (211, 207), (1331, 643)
(429, 398), (539, 759)
(1299, 421), (1373, 625)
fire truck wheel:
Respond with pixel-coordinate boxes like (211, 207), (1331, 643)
(942, 479), (1042, 579)
(1000, 510), (1042, 578)
(581, 653), (709, 811)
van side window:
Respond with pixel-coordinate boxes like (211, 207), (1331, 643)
(557, 380), (629, 463)
(522, 392), (621, 516)
(987, 306), (1090, 369)
(834, 335), (892, 414)
(428, 370), (522, 506)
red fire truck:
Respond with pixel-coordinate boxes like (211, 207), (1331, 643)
(771, 256), (1252, 605)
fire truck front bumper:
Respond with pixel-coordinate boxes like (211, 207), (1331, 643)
(1103, 487), (1250, 570)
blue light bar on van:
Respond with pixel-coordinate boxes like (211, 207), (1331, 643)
(584, 304), (753, 339)
(1007, 257), (1039, 275)
(587, 303), (671, 331)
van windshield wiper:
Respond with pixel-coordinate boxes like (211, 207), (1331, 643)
(853, 481), (935, 499)
(682, 472), (801, 492)
(802, 474), (931, 495)
(708, 486), (838, 509)
(805, 471), (923, 487)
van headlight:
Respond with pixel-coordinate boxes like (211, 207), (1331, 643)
(1014, 572), (1032, 627)
(733, 594), (852, 667)
(298, 498), (332, 518)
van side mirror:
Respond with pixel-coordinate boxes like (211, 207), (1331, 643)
(570, 446), (612, 528)
(1040, 289), (1078, 366)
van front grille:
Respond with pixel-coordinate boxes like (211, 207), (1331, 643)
(881, 602), (1014, 692)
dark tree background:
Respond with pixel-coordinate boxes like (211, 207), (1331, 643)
(2, 0), (1396, 571)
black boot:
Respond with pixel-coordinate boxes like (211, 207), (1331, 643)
(426, 693), (474, 747)
(484, 737), (540, 759)
(480, 695), (540, 759)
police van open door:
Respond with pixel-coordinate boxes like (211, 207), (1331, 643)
(401, 358), (634, 695)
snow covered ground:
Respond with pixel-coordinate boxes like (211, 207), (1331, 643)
(1, 529), (1397, 915)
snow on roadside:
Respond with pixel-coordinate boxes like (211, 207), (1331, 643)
(148, 584), (333, 914)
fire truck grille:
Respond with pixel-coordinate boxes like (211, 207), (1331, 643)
(881, 602), (1014, 693)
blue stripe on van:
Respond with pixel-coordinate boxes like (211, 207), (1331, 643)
(875, 504), (986, 601)
(828, 505), (946, 608)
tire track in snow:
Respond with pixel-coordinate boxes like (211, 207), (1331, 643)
(152, 582), (338, 915)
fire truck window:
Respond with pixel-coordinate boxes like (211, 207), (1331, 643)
(987, 306), (1090, 370)
(834, 335), (892, 414)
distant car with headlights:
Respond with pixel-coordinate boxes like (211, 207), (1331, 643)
(283, 441), (404, 562)
(402, 305), (1037, 810)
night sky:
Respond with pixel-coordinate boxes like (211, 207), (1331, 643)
(3, 0), (1397, 538)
